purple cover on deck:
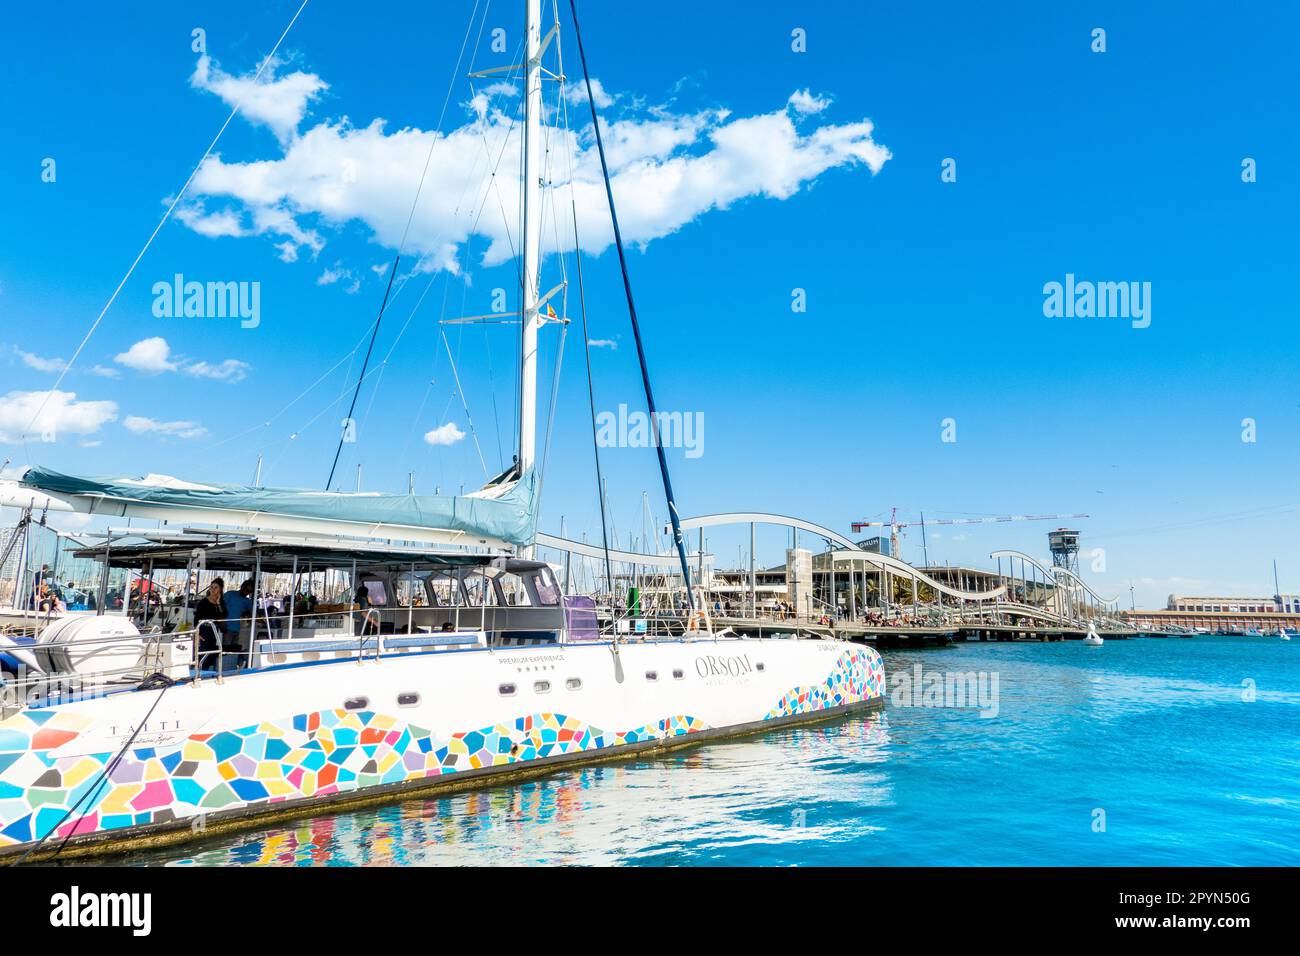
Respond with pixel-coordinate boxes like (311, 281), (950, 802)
(563, 594), (600, 642)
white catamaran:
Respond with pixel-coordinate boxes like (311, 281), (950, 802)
(0, 0), (885, 860)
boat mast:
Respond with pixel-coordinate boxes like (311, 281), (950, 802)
(517, 0), (544, 474)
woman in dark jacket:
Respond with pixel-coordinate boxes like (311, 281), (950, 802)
(193, 580), (227, 671)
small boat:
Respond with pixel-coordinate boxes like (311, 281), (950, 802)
(1082, 622), (1104, 646)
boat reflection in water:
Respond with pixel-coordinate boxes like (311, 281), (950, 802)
(128, 712), (891, 867)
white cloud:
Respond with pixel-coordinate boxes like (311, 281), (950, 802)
(317, 263), (361, 294)
(173, 204), (247, 238)
(564, 77), (615, 109)
(89, 365), (119, 378)
(184, 359), (250, 382)
(0, 389), (118, 443)
(178, 66), (890, 269)
(424, 423), (466, 446)
(14, 348), (67, 373)
(190, 54), (327, 145)
(123, 415), (208, 440)
(588, 338), (617, 349)
(114, 337), (250, 382)
(788, 89), (832, 116)
(115, 336), (177, 373)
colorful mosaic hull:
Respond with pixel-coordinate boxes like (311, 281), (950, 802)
(0, 645), (884, 852)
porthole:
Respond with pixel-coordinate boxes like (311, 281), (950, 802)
(645, 670), (658, 681)
(534, 680), (551, 694)
(397, 692), (420, 707)
(672, 668), (684, 680)
(498, 682), (517, 696)
(565, 677), (582, 691)
(343, 696), (369, 711)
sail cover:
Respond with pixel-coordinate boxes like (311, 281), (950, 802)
(17, 465), (537, 549)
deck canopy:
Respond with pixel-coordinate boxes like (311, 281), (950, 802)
(19, 465), (537, 550)
(72, 529), (549, 576)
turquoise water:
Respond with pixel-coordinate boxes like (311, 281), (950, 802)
(128, 636), (1299, 866)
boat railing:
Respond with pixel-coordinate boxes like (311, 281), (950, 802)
(597, 602), (823, 642)
(2, 594), (840, 711)
(0, 621), (189, 716)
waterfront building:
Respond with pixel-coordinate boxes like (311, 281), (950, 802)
(1123, 596), (1300, 633)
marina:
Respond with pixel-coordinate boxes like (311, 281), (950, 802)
(0, 0), (1294, 919)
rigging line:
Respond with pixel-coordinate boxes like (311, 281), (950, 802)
(465, 66), (528, 463)
(206, 325), (372, 450)
(399, 377), (437, 472)
(440, 329), (491, 479)
(465, 32), (528, 266)
(397, 271), (453, 465)
(288, 355), (391, 442)
(369, 257), (444, 375)
(535, 322), (568, 522)
(297, 3), (485, 443)
(357, 359), (390, 434)
(567, 0), (696, 608)
(418, 387), (461, 485)
(1089, 503), (1300, 542)
(11, 0), (314, 455)
(325, 256), (400, 490)
(569, 201), (614, 596)
(325, 0), (483, 473)
(394, 0), (484, 255)
(464, 263), (508, 472)
(466, 0), (494, 77)
(531, 32), (571, 522)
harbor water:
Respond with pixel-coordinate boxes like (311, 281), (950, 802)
(113, 635), (1298, 866)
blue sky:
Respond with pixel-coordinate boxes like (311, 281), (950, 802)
(1, 0), (1297, 607)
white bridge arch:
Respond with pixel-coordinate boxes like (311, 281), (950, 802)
(676, 512), (1006, 603)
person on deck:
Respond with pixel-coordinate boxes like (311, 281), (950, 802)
(222, 580), (254, 668)
(28, 565), (51, 609)
(194, 581), (227, 671)
(354, 583), (378, 635)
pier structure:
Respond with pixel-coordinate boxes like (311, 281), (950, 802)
(505, 515), (1254, 644)
(531, 512), (1138, 644)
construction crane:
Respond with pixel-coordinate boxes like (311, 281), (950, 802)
(851, 508), (1090, 564)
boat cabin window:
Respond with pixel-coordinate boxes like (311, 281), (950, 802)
(462, 572), (502, 606)
(533, 566), (561, 607)
(354, 577), (389, 607)
(427, 571), (462, 607)
(497, 573), (533, 607)
(394, 572), (431, 608)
